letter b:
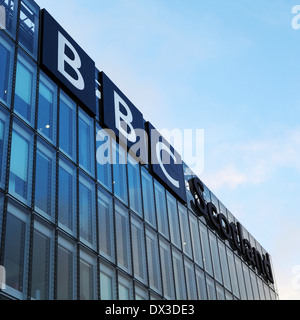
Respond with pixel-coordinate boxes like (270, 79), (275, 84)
(58, 31), (85, 90)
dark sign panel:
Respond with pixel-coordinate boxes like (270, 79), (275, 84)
(147, 122), (187, 203)
(40, 9), (96, 116)
(101, 72), (148, 163)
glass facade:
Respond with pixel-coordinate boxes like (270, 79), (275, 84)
(0, 0), (278, 301)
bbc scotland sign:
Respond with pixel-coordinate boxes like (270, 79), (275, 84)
(39, 10), (187, 204)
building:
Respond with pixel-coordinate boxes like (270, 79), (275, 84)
(0, 0), (279, 300)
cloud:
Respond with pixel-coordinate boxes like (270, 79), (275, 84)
(202, 127), (300, 192)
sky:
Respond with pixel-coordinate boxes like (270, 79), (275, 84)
(35, 0), (300, 300)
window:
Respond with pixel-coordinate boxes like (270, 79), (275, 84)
(79, 172), (96, 249)
(80, 249), (98, 300)
(112, 143), (128, 205)
(141, 168), (156, 228)
(195, 267), (207, 300)
(59, 92), (76, 161)
(227, 250), (240, 299)
(34, 138), (56, 221)
(189, 213), (203, 268)
(96, 125), (112, 192)
(131, 217), (147, 284)
(0, 191), (4, 245)
(184, 259), (197, 300)
(218, 240), (232, 291)
(79, 110), (95, 176)
(198, 222), (213, 276)
(118, 273), (133, 300)
(9, 120), (33, 206)
(208, 232), (223, 284)
(1, 0), (18, 39)
(100, 262), (116, 300)
(250, 270), (260, 300)
(128, 155), (143, 216)
(3, 201), (30, 299)
(98, 188), (114, 261)
(264, 283), (271, 300)
(37, 73), (57, 145)
(19, 0), (39, 59)
(146, 229), (162, 295)
(206, 276), (216, 300)
(257, 277), (266, 300)
(57, 236), (77, 300)
(0, 106), (9, 189)
(14, 51), (37, 126)
(178, 204), (192, 258)
(135, 284), (148, 300)
(154, 181), (169, 239)
(172, 248), (187, 300)
(115, 203), (131, 273)
(234, 255), (247, 300)
(216, 283), (225, 300)
(167, 193), (181, 249)
(242, 262), (253, 300)
(31, 219), (54, 300)
(0, 31), (14, 107)
(159, 239), (175, 300)
(58, 156), (77, 236)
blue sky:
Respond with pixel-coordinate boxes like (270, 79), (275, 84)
(36, 0), (300, 299)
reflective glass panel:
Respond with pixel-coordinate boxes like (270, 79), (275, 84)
(35, 138), (56, 221)
(98, 187), (114, 261)
(59, 92), (76, 161)
(19, 0), (39, 58)
(58, 156), (77, 236)
(14, 51), (36, 125)
(79, 172), (96, 249)
(37, 73), (57, 145)
(0, 31), (14, 106)
(9, 120), (33, 206)
(115, 203), (131, 273)
(31, 220), (54, 300)
(79, 110), (95, 176)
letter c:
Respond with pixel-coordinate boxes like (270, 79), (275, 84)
(156, 142), (180, 188)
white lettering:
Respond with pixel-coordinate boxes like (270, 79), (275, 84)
(292, 5), (300, 30)
(114, 91), (137, 143)
(156, 142), (180, 188)
(57, 31), (85, 90)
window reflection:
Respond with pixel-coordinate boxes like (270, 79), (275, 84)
(0, 32), (14, 106)
(31, 220), (54, 300)
(19, 0), (39, 58)
(57, 236), (77, 300)
(35, 138), (56, 221)
(58, 156), (77, 236)
(131, 217), (147, 284)
(79, 110), (95, 176)
(9, 120), (33, 206)
(79, 172), (96, 249)
(98, 188), (114, 261)
(115, 203), (131, 273)
(38, 73), (57, 145)
(3, 201), (30, 299)
(14, 51), (36, 126)
(59, 92), (76, 161)
(141, 168), (156, 228)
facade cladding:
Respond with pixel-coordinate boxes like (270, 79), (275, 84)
(0, 0), (279, 301)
